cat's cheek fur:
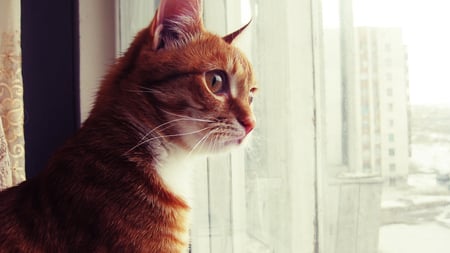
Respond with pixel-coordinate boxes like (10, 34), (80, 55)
(170, 119), (208, 152)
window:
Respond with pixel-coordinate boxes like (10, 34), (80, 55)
(385, 58), (393, 66)
(387, 88), (393, 96)
(389, 119), (395, 127)
(388, 177), (397, 186)
(389, 148), (396, 156)
(322, 0), (450, 252)
(386, 72), (393, 81)
(388, 134), (395, 142)
(389, 164), (396, 172)
(388, 103), (394, 112)
(385, 44), (391, 52)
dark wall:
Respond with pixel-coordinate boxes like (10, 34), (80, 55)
(21, 0), (80, 179)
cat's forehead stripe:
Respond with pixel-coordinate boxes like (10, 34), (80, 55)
(227, 55), (249, 99)
(230, 75), (238, 99)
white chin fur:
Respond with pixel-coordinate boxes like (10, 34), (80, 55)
(156, 149), (197, 205)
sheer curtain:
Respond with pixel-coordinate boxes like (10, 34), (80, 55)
(0, 0), (25, 190)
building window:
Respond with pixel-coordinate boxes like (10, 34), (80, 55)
(376, 158), (381, 167)
(385, 43), (392, 52)
(387, 88), (393, 96)
(385, 58), (392, 66)
(386, 73), (393, 81)
(389, 134), (395, 142)
(389, 177), (397, 186)
(388, 103), (394, 112)
(389, 119), (395, 127)
(389, 164), (396, 172)
(389, 148), (396, 156)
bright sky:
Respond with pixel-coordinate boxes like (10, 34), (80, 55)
(323, 0), (450, 105)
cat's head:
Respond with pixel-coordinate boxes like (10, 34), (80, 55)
(115, 0), (256, 154)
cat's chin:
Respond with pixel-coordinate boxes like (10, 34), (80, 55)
(224, 137), (245, 148)
(178, 138), (243, 155)
(196, 136), (251, 155)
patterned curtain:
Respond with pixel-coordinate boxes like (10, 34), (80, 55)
(0, 0), (25, 190)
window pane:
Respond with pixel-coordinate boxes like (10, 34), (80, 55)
(321, 0), (450, 252)
(243, 0), (318, 252)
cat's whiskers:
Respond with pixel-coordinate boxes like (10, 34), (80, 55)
(213, 133), (222, 152)
(126, 116), (215, 154)
(185, 128), (219, 159)
(124, 87), (160, 94)
(136, 118), (191, 144)
(207, 131), (220, 153)
(126, 119), (186, 154)
(160, 109), (215, 123)
(205, 133), (214, 153)
(126, 125), (216, 155)
(145, 127), (215, 143)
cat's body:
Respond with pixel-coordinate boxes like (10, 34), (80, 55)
(0, 0), (256, 252)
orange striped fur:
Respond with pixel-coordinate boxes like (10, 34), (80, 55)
(0, 0), (256, 252)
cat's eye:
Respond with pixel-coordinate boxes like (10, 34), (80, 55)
(205, 70), (227, 94)
(249, 87), (257, 104)
(249, 94), (254, 104)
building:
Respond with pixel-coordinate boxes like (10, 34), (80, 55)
(324, 27), (410, 185)
(355, 27), (410, 184)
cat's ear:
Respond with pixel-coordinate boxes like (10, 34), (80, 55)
(149, 0), (203, 50)
(223, 20), (251, 44)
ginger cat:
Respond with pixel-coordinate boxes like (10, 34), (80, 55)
(0, 0), (256, 252)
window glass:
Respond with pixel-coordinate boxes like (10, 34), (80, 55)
(195, 0), (318, 252)
(321, 0), (450, 252)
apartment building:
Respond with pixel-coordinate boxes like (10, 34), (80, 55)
(324, 27), (410, 184)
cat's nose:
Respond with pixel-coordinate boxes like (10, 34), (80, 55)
(238, 116), (256, 135)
